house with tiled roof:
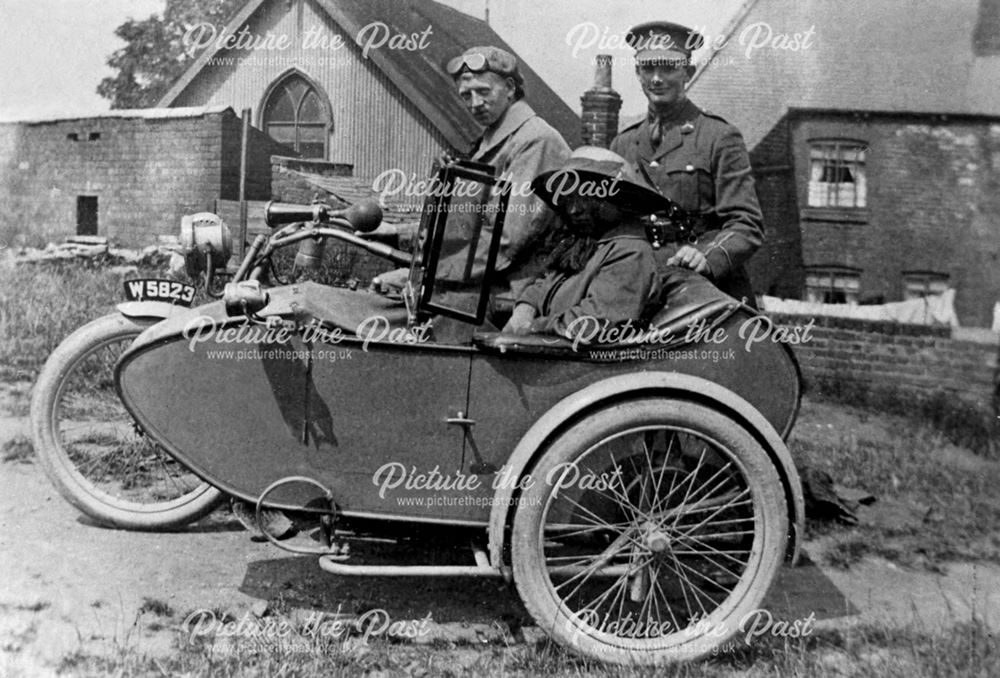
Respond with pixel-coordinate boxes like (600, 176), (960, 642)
(687, 0), (1000, 326)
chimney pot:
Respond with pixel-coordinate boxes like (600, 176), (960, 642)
(580, 55), (622, 148)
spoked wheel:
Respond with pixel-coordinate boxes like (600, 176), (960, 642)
(30, 313), (223, 529)
(512, 399), (787, 665)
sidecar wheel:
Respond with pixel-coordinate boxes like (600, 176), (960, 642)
(511, 398), (787, 665)
(30, 313), (224, 529)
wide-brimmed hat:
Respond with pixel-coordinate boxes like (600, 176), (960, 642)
(531, 146), (675, 214)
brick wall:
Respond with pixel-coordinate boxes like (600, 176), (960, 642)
(749, 115), (804, 298)
(771, 312), (1000, 420)
(0, 108), (292, 248)
(788, 113), (1000, 327)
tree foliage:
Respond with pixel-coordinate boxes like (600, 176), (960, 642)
(98, 0), (244, 108)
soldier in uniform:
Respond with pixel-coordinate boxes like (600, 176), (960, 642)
(610, 21), (763, 305)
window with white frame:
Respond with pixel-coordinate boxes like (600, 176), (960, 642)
(808, 141), (867, 208)
(902, 272), (949, 300)
(805, 267), (861, 304)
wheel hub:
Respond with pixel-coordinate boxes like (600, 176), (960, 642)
(642, 521), (671, 553)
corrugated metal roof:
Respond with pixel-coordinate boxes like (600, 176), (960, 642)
(690, 0), (1000, 147)
(159, 0), (581, 149)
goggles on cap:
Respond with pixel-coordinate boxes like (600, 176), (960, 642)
(446, 52), (514, 77)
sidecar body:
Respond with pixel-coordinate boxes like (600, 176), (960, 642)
(116, 274), (801, 531)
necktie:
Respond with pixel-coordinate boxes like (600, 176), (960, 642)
(649, 116), (662, 147)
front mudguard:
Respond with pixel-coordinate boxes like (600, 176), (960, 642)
(116, 300), (191, 322)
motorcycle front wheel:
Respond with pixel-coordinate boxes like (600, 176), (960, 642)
(30, 313), (224, 529)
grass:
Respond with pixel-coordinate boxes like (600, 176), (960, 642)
(0, 257), (161, 380)
(791, 398), (1000, 569)
(810, 373), (999, 459)
(0, 250), (362, 382)
(138, 597), (175, 618)
(1, 434), (33, 464)
(48, 617), (1000, 677)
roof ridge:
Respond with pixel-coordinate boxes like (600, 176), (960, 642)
(1, 105), (234, 125)
(156, 0), (269, 108)
(688, 0), (763, 87)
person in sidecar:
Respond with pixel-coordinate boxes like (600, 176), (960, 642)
(365, 45), (571, 317)
(501, 146), (673, 341)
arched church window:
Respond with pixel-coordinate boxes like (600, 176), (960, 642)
(262, 74), (330, 159)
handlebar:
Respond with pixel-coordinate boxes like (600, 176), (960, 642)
(269, 226), (410, 267)
(204, 199), (410, 314)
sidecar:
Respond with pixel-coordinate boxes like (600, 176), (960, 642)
(114, 163), (804, 665)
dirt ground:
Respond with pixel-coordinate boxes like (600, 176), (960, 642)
(1, 380), (999, 676)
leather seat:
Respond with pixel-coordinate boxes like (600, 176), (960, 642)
(473, 268), (741, 356)
(647, 267), (739, 338)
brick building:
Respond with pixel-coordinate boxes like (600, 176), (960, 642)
(0, 107), (288, 247)
(686, 0), (1000, 327)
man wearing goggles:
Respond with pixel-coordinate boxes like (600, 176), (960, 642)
(370, 46), (570, 316)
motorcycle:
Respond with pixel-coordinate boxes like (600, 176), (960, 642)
(31, 160), (804, 665)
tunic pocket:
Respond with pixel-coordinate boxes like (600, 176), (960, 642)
(645, 157), (712, 212)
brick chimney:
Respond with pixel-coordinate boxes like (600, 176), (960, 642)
(974, 0), (1000, 55)
(580, 55), (622, 148)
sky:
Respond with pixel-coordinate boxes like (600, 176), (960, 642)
(0, 0), (164, 120)
(0, 0), (744, 121)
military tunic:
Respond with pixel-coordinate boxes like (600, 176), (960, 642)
(610, 98), (763, 304)
(516, 223), (660, 340)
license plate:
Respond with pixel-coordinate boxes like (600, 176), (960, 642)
(123, 279), (196, 307)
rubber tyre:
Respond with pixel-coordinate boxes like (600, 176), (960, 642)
(511, 398), (788, 666)
(30, 313), (223, 529)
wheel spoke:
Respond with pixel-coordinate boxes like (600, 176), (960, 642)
(669, 551), (740, 597)
(652, 432), (681, 507)
(661, 548), (707, 619)
(673, 487), (752, 540)
(649, 561), (684, 633)
(660, 495), (753, 522)
(555, 491), (636, 534)
(36, 315), (220, 529)
(553, 528), (635, 599)
(518, 401), (787, 665)
(662, 550), (726, 614)
(657, 459), (735, 520)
